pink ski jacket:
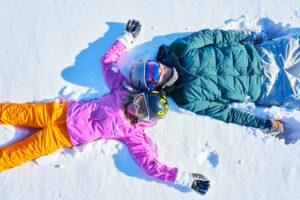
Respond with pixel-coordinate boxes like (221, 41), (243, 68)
(66, 39), (178, 183)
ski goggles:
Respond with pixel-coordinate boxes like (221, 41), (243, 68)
(133, 92), (151, 121)
(145, 61), (161, 89)
(133, 91), (169, 122)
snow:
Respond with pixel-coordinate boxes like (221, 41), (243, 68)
(1, 1), (300, 199)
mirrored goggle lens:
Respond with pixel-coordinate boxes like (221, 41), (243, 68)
(145, 61), (160, 86)
(133, 93), (150, 120)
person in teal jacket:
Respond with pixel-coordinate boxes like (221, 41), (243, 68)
(130, 23), (300, 136)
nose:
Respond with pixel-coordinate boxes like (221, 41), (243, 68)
(159, 67), (164, 76)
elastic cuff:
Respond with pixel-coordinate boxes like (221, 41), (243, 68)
(174, 169), (193, 187)
(118, 32), (134, 49)
(263, 119), (273, 130)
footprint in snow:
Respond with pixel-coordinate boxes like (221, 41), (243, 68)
(195, 144), (219, 168)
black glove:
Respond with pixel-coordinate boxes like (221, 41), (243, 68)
(125, 19), (141, 39)
(191, 173), (210, 195)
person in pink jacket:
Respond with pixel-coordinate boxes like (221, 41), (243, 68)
(0, 20), (209, 195)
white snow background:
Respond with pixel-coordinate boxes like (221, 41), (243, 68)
(1, 1), (300, 200)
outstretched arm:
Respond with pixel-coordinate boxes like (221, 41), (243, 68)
(183, 100), (285, 136)
(121, 131), (210, 195)
(100, 19), (141, 90)
(180, 100), (273, 130)
(121, 131), (178, 182)
(101, 40), (127, 90)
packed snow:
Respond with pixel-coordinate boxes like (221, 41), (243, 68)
(1, 1), (300, 200)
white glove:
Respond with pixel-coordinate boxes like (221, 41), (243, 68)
(118, 32), (135, 49)
(118, 19), (141, 49)
(175, 170), (210, 195)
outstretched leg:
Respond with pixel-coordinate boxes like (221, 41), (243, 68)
(276, 34), (300, 108)
(257, 34), (300, 108)
(0, 101), (67, 128)
(279, 33), (300, 78)
(0, 124), (72, 172)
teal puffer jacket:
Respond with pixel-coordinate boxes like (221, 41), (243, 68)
(156, 29), (272, 130)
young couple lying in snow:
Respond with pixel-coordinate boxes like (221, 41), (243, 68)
(1, 19), (300, 195)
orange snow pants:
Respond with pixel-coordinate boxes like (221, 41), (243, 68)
(0, 101), (72, 172)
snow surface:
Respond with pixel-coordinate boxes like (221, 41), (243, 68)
(1, 1), (300, 200)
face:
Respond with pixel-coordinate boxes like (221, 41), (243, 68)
(126, 102), (138, 118)
(155, 63), (173, 88)
(126, 95), (148, 120)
